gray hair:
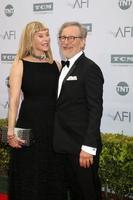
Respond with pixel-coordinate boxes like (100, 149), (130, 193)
(58, 21), (87, 38)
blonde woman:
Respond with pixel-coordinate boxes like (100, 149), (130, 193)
(7, 21), (66, 200)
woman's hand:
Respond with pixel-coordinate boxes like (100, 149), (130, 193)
(7, 134), (25, 148)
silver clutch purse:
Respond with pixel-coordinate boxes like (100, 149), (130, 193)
(0, 127), (33, 146)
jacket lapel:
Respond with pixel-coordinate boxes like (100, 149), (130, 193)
(57, 53), (85, 101)
(63, 53), (85, 84)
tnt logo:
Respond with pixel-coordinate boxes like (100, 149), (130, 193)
(118, 0), (132, 10)
(116, 82), (129, 96)
(4, 4), (14, 17)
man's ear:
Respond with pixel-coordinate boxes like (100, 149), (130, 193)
(81, 38), (86, 50)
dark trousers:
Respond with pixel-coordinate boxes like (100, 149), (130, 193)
(63, 154), (101, 200)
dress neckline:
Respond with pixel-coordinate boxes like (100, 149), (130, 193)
(22, 59), (50, 64)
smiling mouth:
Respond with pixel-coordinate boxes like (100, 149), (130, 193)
(42, 44), (48, 47)
(63, 46), (72, 50)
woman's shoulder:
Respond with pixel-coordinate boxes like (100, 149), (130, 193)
(12, 59), (23, 69)
(9, 59), (23, 79)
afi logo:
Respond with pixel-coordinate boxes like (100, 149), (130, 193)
(0, 31), (16, 40)
(114, 111), (131, 122)
(119, 0), (132, 10)
(0, 102), (8, 109)
(115, 26), (133, 38)
(73, 0), (89, 8)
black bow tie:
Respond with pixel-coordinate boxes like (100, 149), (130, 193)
(61, 60), (70, 68)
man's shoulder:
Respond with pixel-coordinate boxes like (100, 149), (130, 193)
(80, 55), (100, 69)
(80, 55), (104, 80)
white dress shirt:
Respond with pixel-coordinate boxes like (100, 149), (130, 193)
(58, 51), (97, 155)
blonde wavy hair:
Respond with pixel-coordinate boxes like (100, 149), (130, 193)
(15, 21), (53, 63)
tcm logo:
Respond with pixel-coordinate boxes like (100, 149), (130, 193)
(4, 4), (14, 17)
(82, 23), (92, 32)
(116, 82), (129, 96)
(73, 0), (89, 8)
(118, 0), (132, 10)
(1, 54), (16, 62)
(113, 111), (131, 122)
(111, 55), (133, 64)
(114, 26), (133, 38)
(0, 30), (16, 40)
(33, 2), (53, 12)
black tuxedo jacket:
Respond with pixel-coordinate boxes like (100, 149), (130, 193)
(54, 53), (104, 154)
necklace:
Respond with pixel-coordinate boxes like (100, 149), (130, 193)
(30, 51), (47, 60)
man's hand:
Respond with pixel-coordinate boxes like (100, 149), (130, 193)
(79, 150), (93, 168)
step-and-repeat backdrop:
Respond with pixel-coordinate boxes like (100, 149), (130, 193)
(0, 0), (133, 135)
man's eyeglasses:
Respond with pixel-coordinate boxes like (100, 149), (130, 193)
(59, 36), (82, 42)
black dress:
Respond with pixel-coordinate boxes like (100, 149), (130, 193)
(8, 60), (67, 200)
